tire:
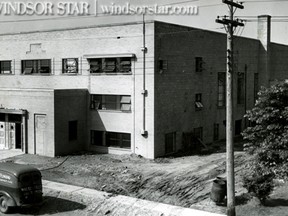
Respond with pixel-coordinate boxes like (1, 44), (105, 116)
(0, 195), (10, 214)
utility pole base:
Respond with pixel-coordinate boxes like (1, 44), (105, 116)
(227, 207), (236, 216)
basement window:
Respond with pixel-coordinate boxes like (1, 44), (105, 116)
(62, 58), (78, 74)
(0, 61), (12, 74)
(90, 95), (131, 112)
(106, 132), (131, 149)
(22, 59), (51, 74)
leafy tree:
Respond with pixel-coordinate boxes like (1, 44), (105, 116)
(242, 82), (288, 203)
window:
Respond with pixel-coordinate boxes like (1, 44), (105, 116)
(91, 131), (131, 148)
(90, 95), (131, 112)
(254, 73), (259, 103)
(68, 121), (77, 141)
(214, 124), (219, 141)
(218, 72), (226, 107)
(91, 130), (104, 146)
(235, 120), (242, 136)
(195, 93), (203, 110)
(88, 57), (132, 73)
(165, 132), (176, 154)
(237, 72), (245, 104)
(62, 58), (78, 74)
(195, 57), (203, 72)
(193, 127), (203, 141)
(106, 132), (131, 148)
(0, 61), (12, 74)
(158, 60), (168, 73)
(22, 59), (51, 74)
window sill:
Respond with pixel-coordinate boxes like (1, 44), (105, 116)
(21, 74), (52, 76)
(0, 73), (14, 75)
(90, 72), (132, 76)
(90, 109), (132, 113)
(61, 73), (80, 76)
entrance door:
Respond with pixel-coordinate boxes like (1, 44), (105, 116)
(34, 114), (46, 155)
(0, 122), (5, 149)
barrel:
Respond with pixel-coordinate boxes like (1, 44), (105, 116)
(210, 179), (227, 203)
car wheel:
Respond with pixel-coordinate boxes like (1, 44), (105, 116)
(0, 195), (10, 214)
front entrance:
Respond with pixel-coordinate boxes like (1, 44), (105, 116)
(0, 110), (27, 151)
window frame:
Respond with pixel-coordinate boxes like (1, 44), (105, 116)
(165, 132), (176, 154)
(195, 93), (203, 111)
(0, 60), (12, 74)
(237, 72), (245, 104)
(217, 72), (226, 107)
(62, 58), (79, 74)
(90, 95), (132, 112)
(21, 59), (51, 75)
(88, 57), (132, 74)
(195, 57), (203, 72)
(68, 120), (78, 141)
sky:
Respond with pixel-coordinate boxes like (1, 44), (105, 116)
(0, 0), (288, 44)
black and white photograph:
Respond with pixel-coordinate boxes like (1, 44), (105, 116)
(0, 0), (288, 215)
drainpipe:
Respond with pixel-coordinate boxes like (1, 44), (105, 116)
(141, 14), (148, 137)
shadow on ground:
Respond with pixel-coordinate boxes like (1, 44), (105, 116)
(12, 196), (86, 215)
(265, 198), (288, 207)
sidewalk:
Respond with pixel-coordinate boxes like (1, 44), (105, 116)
(43, 180), (225, 216)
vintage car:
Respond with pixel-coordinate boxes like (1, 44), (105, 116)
(0, 162), (42, 213)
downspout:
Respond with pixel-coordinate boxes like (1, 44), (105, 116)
(141, 14), (148, 137)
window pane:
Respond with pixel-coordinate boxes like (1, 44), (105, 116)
(119, 58), (131, 72)
(104, 95), (118, 110)
(120, 96), (131, 104)
(63, 58), (78, 73)
(89, 59), (102, 73)
(103, 58), (116, 72)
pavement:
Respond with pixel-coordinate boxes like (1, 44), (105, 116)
(43, 180), (225, 216)
(0, 149), (24, 160)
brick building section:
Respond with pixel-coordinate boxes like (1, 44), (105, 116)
(0, 15), (288, 158)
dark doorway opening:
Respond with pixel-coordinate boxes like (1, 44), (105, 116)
(15, 123), (22, 149)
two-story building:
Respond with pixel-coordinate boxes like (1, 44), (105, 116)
(0, 15), (288, 158)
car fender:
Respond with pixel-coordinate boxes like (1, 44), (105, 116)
(0, 191), (16, 207)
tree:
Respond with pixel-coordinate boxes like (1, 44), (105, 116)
(242, 82), (288, 203)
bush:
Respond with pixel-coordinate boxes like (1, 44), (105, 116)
(242, 82), (288, 203)
(242, 165), (275, 204)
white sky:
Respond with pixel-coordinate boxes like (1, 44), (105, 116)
(0, 0), (288, 44)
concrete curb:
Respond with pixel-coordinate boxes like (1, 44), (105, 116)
(42, 180), (225, 216)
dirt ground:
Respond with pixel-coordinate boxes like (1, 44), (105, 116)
(2, 142), (247, 215)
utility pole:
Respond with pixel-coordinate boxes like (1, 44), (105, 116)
(216, 1), (244, 216)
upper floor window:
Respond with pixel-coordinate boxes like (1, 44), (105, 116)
(22, 59), (51, 74)
(0, 61), (12, 74)
(195, 57), (203, 72)
(63, 58), (78, 74)
(88, 57), (131, 73)
(158, 60), (168, 73)
(195, 93), (203, 111)
(90, 94), (131, 112)
(237, 72), (245, 104)
(218, 72), (226, 107)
